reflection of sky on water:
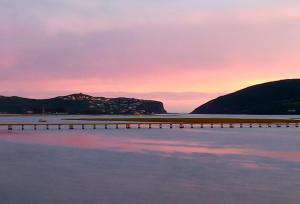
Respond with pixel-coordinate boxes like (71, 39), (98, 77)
(1, 128), (300, 163)
(0, 127), (300, 204)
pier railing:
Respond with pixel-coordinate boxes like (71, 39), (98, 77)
(0, 122), (299, 131)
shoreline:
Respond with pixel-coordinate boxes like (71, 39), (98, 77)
(62, 117), (300, 124)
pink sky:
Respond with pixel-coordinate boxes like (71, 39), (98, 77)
(1, 1), (300, 112)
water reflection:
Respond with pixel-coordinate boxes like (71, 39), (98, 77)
(1, 130), (300, 163)
(1, 128), (300, 204)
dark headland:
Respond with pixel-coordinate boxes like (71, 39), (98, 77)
(192, 79), (300, 115)
(0, 93), (167, 115)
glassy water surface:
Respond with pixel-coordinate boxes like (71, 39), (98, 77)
(0, 115), (300, 204)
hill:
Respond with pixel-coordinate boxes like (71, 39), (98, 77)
(0, 93), (167, 114)
(191, 79), (300, 115)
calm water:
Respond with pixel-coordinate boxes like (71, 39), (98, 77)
(0, 113), (299, 124)
(0, 115), (300, 204)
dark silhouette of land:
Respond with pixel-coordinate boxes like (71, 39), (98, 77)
(192, 79), (300, 114)
(0, 93), (166, 115)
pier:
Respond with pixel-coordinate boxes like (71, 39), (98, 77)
(0, 122), (299, 131)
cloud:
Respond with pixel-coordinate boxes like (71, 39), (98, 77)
(2, 18), (299, 78)
(1, 0), (300, 111)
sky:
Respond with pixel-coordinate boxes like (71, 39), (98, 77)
(1, 0), (300, 112)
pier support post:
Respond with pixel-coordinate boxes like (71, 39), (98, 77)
(179, 124), (184, 129)
(211, 124), (213, 128)
(268, 124), (271, 128)
(8, 125), (12, 131)
(286, 123), (290, 128)
(149, 124), (152, 129)
(21, 125), (24, 131)
(221, 124), (224, 128)
(200, 124), (203, 128)
(250, 124), (253, 128)
(240, 124), (243, 128)
(296, 123), (299, 128)
(93, 124), (96, 129)
(170, 124), (173, 129)
(46, 125), (49, 130)
(126, 124), (131, 129)
(82, 124), (85, 130)
(159, 124), (162, 129)
(259, 124), (262, 128)
(34, 125), (37, 130)
(116, 124), (119, 129)
(190, 124), (193, 128)
(138, 124), (141, 129)
(58, 124), (61, 130)
(230, 124), (234, 128)
(105, 124), (108, 129)
(69, 124), (74, 130)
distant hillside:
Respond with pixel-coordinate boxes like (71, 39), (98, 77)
(0, 93), (167, 114)
(191, 79), (300, 115)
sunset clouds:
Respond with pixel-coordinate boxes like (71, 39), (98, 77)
(1, 0), (300, 112)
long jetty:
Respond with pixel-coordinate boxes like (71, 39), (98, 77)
(0, 122), (299, 131)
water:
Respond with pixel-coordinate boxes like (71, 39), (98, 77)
(0, 113), (299, 124)
(0, 115), (300, 204)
